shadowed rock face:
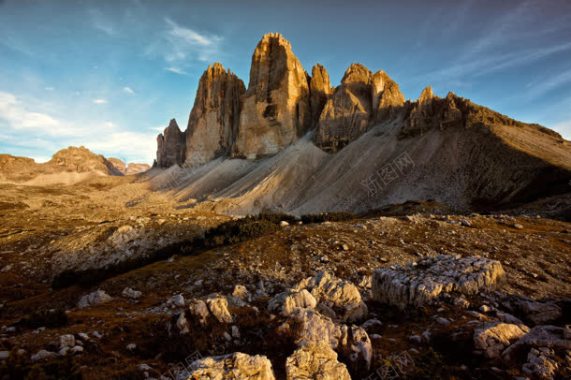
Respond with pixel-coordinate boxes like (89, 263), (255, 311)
(185, 63), (245, 166)
(156, 119), (185, 168)
(309, 64), (333, 127)
(233, 33), (311, 159)
(315, 63), (373, 152)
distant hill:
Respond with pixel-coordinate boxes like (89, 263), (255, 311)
(0, 146), (149, 185)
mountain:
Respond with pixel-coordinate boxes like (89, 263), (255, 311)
(152, 33), (571, 214)
(0, 146), (148, 185)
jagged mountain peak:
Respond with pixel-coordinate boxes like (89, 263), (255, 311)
(341, 63), (372, 85)
(418, 86), (437, 103)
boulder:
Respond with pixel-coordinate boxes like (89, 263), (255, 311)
(339, 324), (373, 371)
(503, 325), (571, 360)
(522, 347), (559, 380)
(285, 343), (351, 380)
(156, 119), (186, 168)
(473, 322), (529, 359)
(372, 255), (505, 309)
(287, 308), (343, 349)
(206, 294), (233, 324)
(188, 299), (211, 325)
(295, 271), (368, 322)
(185, 63), (245, 166)
(188, 352), (275, 380)
(268, 289), (317, 316)
(77, 290), (112, 309)
(233, 33), (311, 159)
(121, 287), (142, 300)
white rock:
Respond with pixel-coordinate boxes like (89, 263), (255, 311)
(285, 343), (350, 380)
(70, 346), (83, 354)
(268, 289), (317, 316)
(122, 287), (142, 300)
(280, 221), (290, 227)
(126, 343), (137, 351)
(168, 294), (185, 308)
(295, 271), (368, 322)
(31, 350), (58, 362)
(0, 351), (9, 360)
(372, 255), (505, 309)
(188, 299), (210, 325)
(189, 352), (275, 380)
(473, 322), (529, 359)
(206, 294), (233, 324)
(77, 290), (112, 309)
(59, 334), (76, 349)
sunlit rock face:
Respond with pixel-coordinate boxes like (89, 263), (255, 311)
(156, 119), (185, 168)
(185, 63), (245, 167)
(233, 33), (311, 159)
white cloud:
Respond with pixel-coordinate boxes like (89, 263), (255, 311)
(93, 98), (108, 104)
(123, 86), (135, 95)
(165, 66), (188, 75)
(526, 68), (571, 98)
(0, 91), (156, 163)
(0, 92), (81, 136)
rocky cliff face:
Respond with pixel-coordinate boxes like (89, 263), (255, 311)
(370, 70), (405, 121)
(232, 33), (311, 159)
(156, 119), (185, 168)
(185, 63), (245, 166)
(309, 64), (333, 127)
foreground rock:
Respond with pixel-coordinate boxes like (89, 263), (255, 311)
(188, 352), (275, 380)
(295, 271), (368, 322)
(473, 322), (530, 359)
(285, 343), (351, 380)
(372, 255), (505, 309)
(77, 290), (112, 309)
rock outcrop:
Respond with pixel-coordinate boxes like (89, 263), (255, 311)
(372, 255), (505, 309)
(309, 64), (333, 126)
(188, 352), (275, 380)
(156, 119), (185, 168)
(185, 63), (245, 166)
(285, 343), (351, 380)
(315, 63), (373, 152)
(473, 322), (530, 359)
(370, 70), (405, 121)
(232, 33), (311, 159)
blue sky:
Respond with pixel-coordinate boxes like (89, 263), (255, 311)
(1, 0), (570, 164)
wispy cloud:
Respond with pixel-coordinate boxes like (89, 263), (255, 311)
(165, 66), (188, 76)
(89, 9), (115, 36)
(93, 98), (108, 104)
(146, 18), (222, 69)
(123, 86), (135, 95)
(526, 68), (571, 98)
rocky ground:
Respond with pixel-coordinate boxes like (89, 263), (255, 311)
(0, 177), (570, 379)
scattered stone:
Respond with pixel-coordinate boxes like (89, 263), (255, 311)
(0, 351), (9, 360)
(206, 294), (233, 324)
(232, 285), (250, 301)
(512, 299), (562, 325)
(435, 317), (451, 326)
(70, 346), (83, 354)
(168, 294), (185, 308)
(513, 223), (524, 230)
(473, 322), (529, 359)
(126, 343), (137, 351)
(188, 299), (211, 325)
(480, 305), (492, 313)
(280, 221), (290, 227)
(31, 350), (58, 362)
(59, 334), (76, 349)
(285, 343), (351, 380)
(188, 352), (275, 380)
(372, 255), (505, 309)
(77, 290), (112, 309)
(522, 348), (558, 380)
(122, 287), (142, 300)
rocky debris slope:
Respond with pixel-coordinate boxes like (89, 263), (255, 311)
(372, 255), (505, 309)
(185, 63), (245, 166)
